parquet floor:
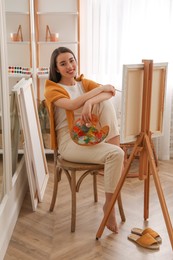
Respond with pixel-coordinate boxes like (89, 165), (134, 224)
(4, 157), (173, 260)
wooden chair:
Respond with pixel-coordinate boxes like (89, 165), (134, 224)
(49, 150), (126, 232)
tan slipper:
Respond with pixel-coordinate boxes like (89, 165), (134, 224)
(128, 233), (160, 250)
(131, 227), (162, 244)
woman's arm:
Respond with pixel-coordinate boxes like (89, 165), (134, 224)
(81, 91), (114, 122)
(54, 84), (115, 110)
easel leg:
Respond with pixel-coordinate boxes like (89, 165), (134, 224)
(145, 134), (173, 249)
(96, 134), (144, 239)
(144, 162), (150, 220)
(139, 148), (150, 220)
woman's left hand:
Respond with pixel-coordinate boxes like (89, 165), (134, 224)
(81, 100), (92, 123)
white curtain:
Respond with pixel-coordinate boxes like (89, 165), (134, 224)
(80, 0), (173, 160)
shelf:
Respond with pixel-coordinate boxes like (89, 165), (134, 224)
(6, 11), (29, 15)
(37, 74), (48, 79)
(7, 41), (30, 45)
(37, 11), (78, 15)
(8, 73), (32, 78)
(38, 41), (78, 45)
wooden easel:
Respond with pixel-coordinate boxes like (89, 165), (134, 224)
(96, 60), (173, 249)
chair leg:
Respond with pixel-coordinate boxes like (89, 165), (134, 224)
(49, 167), (61, 212)
(71, 170), (76, 232)
(93, 173), (98, 202)
(117, 193), (126, 222)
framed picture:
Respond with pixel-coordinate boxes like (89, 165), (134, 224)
(13, 78), (49, 210)
(120, 62), (168, 144)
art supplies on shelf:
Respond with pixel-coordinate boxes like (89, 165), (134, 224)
(37, 67), (49, 78)
(37, 67), (49, 75)
(8, 66), (32, 76)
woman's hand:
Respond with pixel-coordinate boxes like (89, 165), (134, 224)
(81, 100), (93, 123)
(80, 88), (115, 123)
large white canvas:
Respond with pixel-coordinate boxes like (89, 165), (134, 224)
(120, 62), (168, 144)
(13, 78), (49, 208)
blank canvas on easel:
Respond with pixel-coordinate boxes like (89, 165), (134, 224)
(120, 62), (168, 143)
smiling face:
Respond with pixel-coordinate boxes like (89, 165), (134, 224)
(56, 52), (77, 83)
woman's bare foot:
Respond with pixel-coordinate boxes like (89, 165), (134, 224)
(103, 203), (118, 233)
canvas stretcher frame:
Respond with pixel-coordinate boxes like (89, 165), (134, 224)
(120, 62), (168, 144)
(12, 78), (49, 210)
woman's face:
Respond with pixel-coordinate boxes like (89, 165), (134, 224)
(56, 52), (77, 79)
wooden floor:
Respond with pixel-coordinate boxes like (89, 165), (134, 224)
(4, 157), (173, 260)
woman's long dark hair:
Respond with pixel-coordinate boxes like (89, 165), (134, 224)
(49, 47), (77, 83)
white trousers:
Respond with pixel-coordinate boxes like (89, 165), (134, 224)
(57, 100), (124, 193)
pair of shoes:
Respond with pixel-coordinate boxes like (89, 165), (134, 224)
(128, 227), (162, 250)
(131, 227), (162, 243)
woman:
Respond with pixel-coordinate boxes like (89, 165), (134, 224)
(44, 46), (124, 233)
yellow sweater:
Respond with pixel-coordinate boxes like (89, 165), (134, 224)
(44, 74), (99, 150)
